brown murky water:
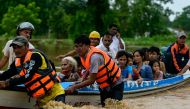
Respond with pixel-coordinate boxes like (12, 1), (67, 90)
(44, 83), (190, 109)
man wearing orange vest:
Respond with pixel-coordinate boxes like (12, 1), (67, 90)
(66, 35), (124, 107)
(0, 36), (65, 108)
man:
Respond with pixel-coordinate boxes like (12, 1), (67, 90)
(96, 31), (116, 59)
(99, 24), (125, 54)
(0, 36), (65, 108)
(88, 31), (101, 47)
(56, 31), (101, 60)
(0, 22), (35, 69)
(66, 36), (123, 107)
(170, 32), (189, 74)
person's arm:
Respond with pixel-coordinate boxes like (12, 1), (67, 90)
(56, 50), (76, 60)
(116, 33), (125, 50)
(0, 41), (11, 69)
(0, 55), (9, 69)
(171, 45), (181, 72)
(142, 65), (153, 81)
(178, 65), (189, 75)
(0, 61), (18, 81)
(66, 73), (96, 93)
(7, 53), (43, 86)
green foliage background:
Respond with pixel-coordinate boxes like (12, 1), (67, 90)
(1, 0), (189, 39)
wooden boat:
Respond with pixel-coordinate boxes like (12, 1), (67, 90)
(1, 70), (190, 108)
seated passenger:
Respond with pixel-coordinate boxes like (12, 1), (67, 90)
(144, 46), (166, 74)
(116, 50), (133, 81)
(73, 56), (83, 77)
(133, 49), (153, 83)
(59, 56), (80, 82)
(149, 60), (163, 80)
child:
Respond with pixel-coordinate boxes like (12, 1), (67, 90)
(149, 60), (163, 80)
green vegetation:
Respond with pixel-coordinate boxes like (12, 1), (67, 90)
(1, 0), (189, 39)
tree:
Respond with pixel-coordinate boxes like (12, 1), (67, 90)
(172, 5), (190, 32)
(127, 0), (172, 37)
(0, 2), (41, 37)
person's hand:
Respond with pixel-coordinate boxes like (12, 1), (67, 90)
(136, 78), (143, 84)
(0, 81), (7, 89)
(65, 85), (76, 94)
(116, 32), (121, 38)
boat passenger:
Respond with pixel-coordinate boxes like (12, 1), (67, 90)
(59, 56), (80, 82)
(96, 31), (116, 59)
(66, 36), (123, 107)
(133, 49), (153, 83)
(127, 52), (134, 66)
(116, 50), (133, 81)
(144, 46), (166, 74)
(0, 36), (65, 108)
(149, 60), (163, 80)
(99, 24), (125, 54)
(0, 22), (35, 69)
(169, 31), (189, 74)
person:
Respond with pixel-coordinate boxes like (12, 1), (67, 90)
(170, 31), (189, 74)
(88, 31), (101, 47)
(127, 52), (133, 66)
(66, 36), (123, 107)
(116, 50), (133, 81)
(99, 24), (125, 54)
(0, 22), (35, 69)
(56, 31), (101, 60)
(73, 56), (83, 77)
(133, 49), (153, 82)
(58, 56), (80, 82)
(178, 59), (190, 75)
(149, 60), (163, 80)
(144, 46), (166, 74)
(96, 31), (116, 59)
(0, 36), (65, 108)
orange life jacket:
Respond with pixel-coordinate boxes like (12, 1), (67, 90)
(15, 50), (59, 98)
(80, 47), (121, 89)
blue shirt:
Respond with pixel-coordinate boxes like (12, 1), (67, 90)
(133, 64), (153, 81)
(121, 65), (133, 79)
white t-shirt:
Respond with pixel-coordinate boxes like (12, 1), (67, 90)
(99, 35), (125, 54)
(96, 44), (116, 59)
(186, 59), (190, 66)
(2, 40), (35, 68)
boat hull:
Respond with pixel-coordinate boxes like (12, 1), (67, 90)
(0, 71), (190, 108)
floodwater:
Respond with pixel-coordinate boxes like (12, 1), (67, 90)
(44, 83), (190, 109)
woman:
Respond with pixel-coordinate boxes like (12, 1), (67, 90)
(133, 49), (153, 83)
(116, 50), (133, 81)
(59, 56), (80, 82)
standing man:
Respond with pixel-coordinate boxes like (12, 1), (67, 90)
(66, 36), (123, 107)
(99, 24), (125, 54)
(0, 36), (65, 108)
(96, 31), (116, 59)
(0, 22), (35, 69)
